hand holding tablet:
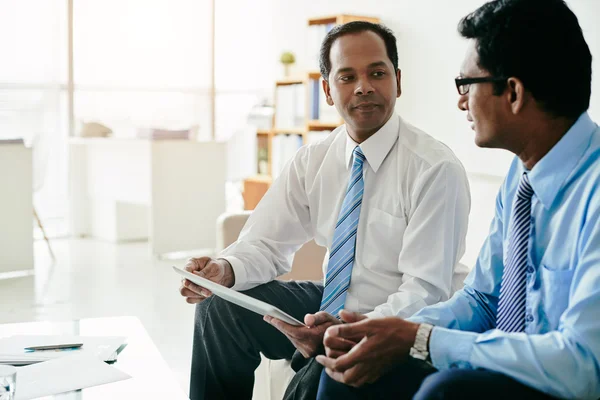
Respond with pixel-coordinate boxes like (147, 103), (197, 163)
(173, 266), (306, 326)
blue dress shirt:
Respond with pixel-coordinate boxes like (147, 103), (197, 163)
(409, 112), (600, 399)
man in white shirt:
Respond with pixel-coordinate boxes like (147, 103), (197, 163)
(180, 21), (470, 400)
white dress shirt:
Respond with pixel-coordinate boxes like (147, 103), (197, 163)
(222, 114), (471, 318)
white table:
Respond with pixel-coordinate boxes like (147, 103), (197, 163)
(0, 141), (33, 277)
(69, 138), (226, 256)
(0, 316), (188, 399)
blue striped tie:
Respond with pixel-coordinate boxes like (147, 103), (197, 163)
(320, 146), (366, 317)
(496, 172), (534, 332)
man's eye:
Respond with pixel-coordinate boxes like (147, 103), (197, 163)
(372, 71), (386, 77)
(339, 75), (354, 82)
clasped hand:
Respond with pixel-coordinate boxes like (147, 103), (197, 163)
(315, 310), (420, 388)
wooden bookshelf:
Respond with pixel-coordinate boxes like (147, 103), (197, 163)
(244, 14), (380, 210)
(275, 78), (305, 86)
(308, 15), (379, 26)
(308, 71), (322, 80)
(307, 120), (340, 130)
(272, 128), (306, 135)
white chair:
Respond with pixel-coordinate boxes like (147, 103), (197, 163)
(216, 211), (469, 400)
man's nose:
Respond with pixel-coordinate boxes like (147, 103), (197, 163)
(457, 93), (468, 111)
(354, 76), (375, 96)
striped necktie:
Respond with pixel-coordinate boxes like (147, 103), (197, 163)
(496, 172), (535, 332)
(320, 146), (366, 317)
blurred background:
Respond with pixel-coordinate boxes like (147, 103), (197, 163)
(0, 0), (598, 396)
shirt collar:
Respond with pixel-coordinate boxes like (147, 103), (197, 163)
(527, 112), (597, 209)
(344, 113), (400, 172)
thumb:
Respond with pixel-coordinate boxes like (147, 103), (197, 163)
(196, 259), (226, 282)
(306, 311), (337, 327)
(327, 318), (370, 341)
(185, 257), (211, 273)
(339, 309), (367, 324)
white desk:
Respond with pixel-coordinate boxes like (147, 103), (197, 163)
(69, 138), (226, 255)
(0, 316), (188, 399)
(0, 142), (33, 276)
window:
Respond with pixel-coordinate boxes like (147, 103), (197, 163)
(74, 0), (213, 139)
(0, 0), (68, 222)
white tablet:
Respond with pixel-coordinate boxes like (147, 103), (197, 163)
(173, 266), (306, 326)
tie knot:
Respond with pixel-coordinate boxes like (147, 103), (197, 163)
(353, 146), (365, 165)
(518, 173), (534, 199)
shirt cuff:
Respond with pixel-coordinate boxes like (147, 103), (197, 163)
(220, 256), (248, 291)
(429, 327), (477, 370)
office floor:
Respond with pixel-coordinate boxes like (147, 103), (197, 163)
(0, 238), (197, 395)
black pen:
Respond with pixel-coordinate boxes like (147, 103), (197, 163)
(24, 343), (84, 352)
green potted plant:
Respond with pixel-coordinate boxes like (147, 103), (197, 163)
(280, 51), (296, 78)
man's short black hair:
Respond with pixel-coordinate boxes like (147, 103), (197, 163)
(319, 21), (399, 82)
(458, 0), (592, 119)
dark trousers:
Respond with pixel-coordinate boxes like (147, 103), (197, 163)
(189, 280), (325, 400)
(317, 358), (556, 399)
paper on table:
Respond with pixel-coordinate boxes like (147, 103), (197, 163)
(0, 335), (126, 365)
(14, 353), (131, 400)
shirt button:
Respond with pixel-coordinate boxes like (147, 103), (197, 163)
(526, 314), (534, 322)
(527, 265), (534, 274)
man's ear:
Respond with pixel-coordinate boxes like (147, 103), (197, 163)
(396, 69), (402, 98)
(322, 78), (334, 106)
(507, 77), (526, 114)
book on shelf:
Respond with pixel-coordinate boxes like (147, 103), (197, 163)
(306, 76), (341, 124)
(308, 78), (320, 120)
(271, 134), (303, 180)
(275, 84), (305, 130)
(307, 23), (335, 69)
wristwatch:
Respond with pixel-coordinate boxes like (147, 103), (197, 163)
(409, 323), (434, 362)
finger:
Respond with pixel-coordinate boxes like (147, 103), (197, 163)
(184, 257), (210, 272)
(323, 333), (356, 352)
(353, 369), (378, 388)
(345, 367), (370, 388)
(184, 280), (212, 297)
(194, 261), (225, 282)
(325, 367), (346, 384)
(267, 317), (298, 335)
(327, 338), (370, 372)
(326, 319), (370, 341)
(339, 309), (367, 323)
(304, 313), (316, 327)
(315, 355), (337, 370)
(325, 348), (347, 359)
(186, 297), (204, 304)
(179, 286), (204, 299)
(306, 311), (337, 327)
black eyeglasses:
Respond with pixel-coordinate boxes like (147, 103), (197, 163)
(455, 76), (507, 95)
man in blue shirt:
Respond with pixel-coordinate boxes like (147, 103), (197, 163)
(315, 0), (600, 398)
